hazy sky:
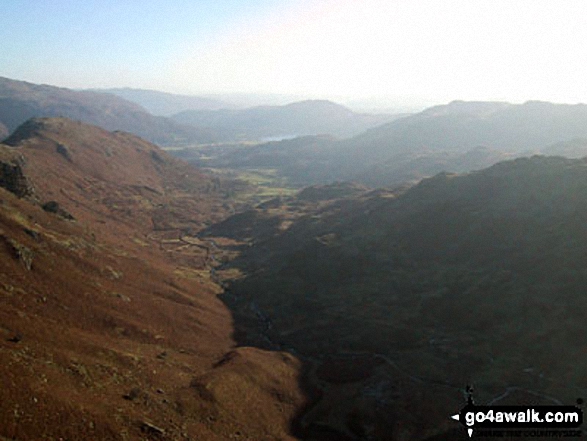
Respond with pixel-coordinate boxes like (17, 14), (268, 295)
(2, 0), (587, 108)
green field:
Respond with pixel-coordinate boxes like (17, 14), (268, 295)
(206, 167), (299, 205)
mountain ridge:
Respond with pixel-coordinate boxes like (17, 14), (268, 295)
(91, 87), (232, 116)
(171, 99), (397, 141)
(0, 77), (215, 145)
(181, 99), (587, 188)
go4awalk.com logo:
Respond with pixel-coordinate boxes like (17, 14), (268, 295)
(450, 389), (583, 438)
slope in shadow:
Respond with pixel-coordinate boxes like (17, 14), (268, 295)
(204, 159), (587, 440)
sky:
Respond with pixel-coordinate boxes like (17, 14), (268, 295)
(2, 0), (587, 110)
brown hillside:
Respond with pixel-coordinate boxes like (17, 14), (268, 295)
(2, 118), (234, 251)
(0, 118), (307, 440)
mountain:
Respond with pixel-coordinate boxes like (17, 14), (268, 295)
(171, 100), (398, 142)
(180, 135), (515, 188)
(179, 135), (345, 186)
(0, 121), (8, 140)
(540, 137), (587, 158)
(345, 100), (587, 158)
(207, 156), (587, 439)
(0, 118), (307, 440)
(92, 88), (231, 116)
(0, 77), (215, 145)
(4, 112), (586, 439)
(179, 100), (587, 188)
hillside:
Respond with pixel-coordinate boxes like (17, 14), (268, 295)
(0, 118), (308, 440)
(92, 88), (231, 116)
(171, 100), (397, 142)
(206, 157), (587, 439)
(0, 121), (8, 140)
(541, 137), (587, 158)
(177, 100), (587, 188)
(0, 77), (214, 145)
(3, 117), (585, 440)
(343, 100), (587, 159)
(179, 136), (515, 188)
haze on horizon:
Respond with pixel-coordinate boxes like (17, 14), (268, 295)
(1, 0), (587, 110)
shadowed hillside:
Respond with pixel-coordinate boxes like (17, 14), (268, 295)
(205, 158), (587, 439)
(0, 121), (8, 140)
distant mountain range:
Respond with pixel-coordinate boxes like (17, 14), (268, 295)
(184, 100), (587, 187)
(6, 76), (587, 190)
(171, 100), (399, 141)
(0, 78), (403, 146)
(91, 87), (231, 116)
(0, 77), (215, 145)
(345, 99), (587, 156)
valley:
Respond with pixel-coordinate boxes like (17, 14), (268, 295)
(170, 101), (587, 190)
(1, 78), (587, 440)
(0, 118), (307, 440)
(198, 165), (587, 439)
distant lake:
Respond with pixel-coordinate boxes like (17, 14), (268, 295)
(259, 134), (299, 142)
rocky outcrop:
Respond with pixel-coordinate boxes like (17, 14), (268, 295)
(0, 157), (35, 198)
(56, 143), (73, 162)
(41, 201), (75, 220)
(1, 118), (47, 147)
(2, 236), (34, 270)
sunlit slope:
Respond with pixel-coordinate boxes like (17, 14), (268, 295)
(0, 117), (307, 440)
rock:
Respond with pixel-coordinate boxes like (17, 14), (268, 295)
(7, 333), (22, 343)
(24, 228), (40, 240)
(56, 143), (73, 162)
(6, 238), (33, 270)
(41, 201), (60, 214)
(140, 421), (165, 436)
(115, 293), (131, 302)
(41, 201), (75, 220)
(122, 388), (142, 401)
(0, 159), (35, 198)
(150, 150), (165, 164)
